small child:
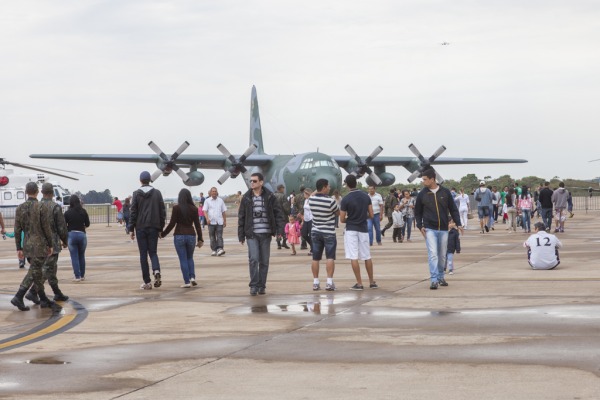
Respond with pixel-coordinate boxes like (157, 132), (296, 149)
(285, 215), (301, 255)
(392, 204), (405, 243)
(446, 219), (461, 275)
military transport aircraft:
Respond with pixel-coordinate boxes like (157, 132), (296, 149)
(30, 86), (527, 195)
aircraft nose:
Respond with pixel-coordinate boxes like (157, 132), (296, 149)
(321, 173), (340, 194)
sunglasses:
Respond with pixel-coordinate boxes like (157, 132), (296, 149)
(250, 179), (259, 183)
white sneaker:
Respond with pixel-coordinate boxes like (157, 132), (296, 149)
(180, 283), (191, 288)
(190, 278), (198, 286)
(72, 278), (81, 282)
(217, 248), (225, 256)
(449, 271), (454, 275)
(140, 283), (152, 290)
(211, 251), (217, 256)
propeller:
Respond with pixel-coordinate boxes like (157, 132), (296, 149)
(0, 158), (86, 180)
(406, 143), (447, 184)
(148, 141), (190, 183)
(344, 144), (384, 185)
(216, 143), (258, 185)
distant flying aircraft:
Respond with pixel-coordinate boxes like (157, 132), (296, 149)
(441, 42), (450, 45)
(30, 86), (527, 195)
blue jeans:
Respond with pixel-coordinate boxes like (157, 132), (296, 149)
(402, 217), (413, 240)
(522, 209), (531, 232)
(367, 214), (382, 245)
(136, 227), (161, 284)
(425, 229), (448, 283)
(174, 235), (196, 284)
(310, 230), (337, 260)
(68, 231), (87, 279)
(208, 224), (224, 251)
(247, 233), (272, 289)
(541, 208), (553, 231)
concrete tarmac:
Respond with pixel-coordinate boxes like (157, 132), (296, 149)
(1, 213), (599, 399)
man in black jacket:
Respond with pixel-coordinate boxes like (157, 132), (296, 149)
(414, 169), (463, 290)
(238, 173), (285, 296)
(130, 171), (166, 290)
(538, 181), (554, 232)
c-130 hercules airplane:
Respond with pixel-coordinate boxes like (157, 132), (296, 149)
(31, 86), (527, 195)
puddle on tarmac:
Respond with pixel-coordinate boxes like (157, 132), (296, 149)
(237, 294), (357, 315)
(354, 305), (600, 319)
(26, 357), (70, 365)
(83, 297), (144, 311)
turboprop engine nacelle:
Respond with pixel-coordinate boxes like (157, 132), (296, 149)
(184, 171), (205, 186)
(366, 172), (395, 187)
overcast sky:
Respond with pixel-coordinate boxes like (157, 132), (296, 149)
(2, 1), (599, 199)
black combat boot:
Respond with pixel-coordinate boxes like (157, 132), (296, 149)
(276, 237), (282, 250)
(11, 287), (30, 311)
(50, 284), (69, 302)
(19, 260), (25, 269)
(38, 290), (62, 312)
(25, 286), (41, 305)
(282, 237), (290, 249)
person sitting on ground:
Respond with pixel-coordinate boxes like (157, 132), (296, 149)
(523, 222), (562, 270)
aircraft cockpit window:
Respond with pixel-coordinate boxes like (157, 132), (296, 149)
(331, 159), (339, 168)
(300, 158), (314, 169)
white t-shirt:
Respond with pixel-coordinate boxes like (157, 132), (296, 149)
(455, 194), (470, 210)
(369, 193), (384, 214)
(202, 196), (227, 225)
(524, 231), (562, 270)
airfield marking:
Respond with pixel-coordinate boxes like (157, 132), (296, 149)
(0, 300), (88, 352)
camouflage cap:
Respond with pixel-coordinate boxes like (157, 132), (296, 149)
(25, 182), (39, 194)
(41, 183), (54, 195)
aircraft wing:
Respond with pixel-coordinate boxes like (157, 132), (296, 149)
(332, 156), (527, 168)
(29, 154), (276, 169)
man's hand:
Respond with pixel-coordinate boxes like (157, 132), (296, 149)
(240, 241), (245, 246)
(197, 241), (204, 248)
(419, 227), (426, 238)
(223, 221), (227, 228)
(458, 226), (464, 235)
(62, 242), (68, 249)
(17, 250), (23, 259)
(130, 232), (135, 240)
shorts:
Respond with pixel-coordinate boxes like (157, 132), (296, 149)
(311, 231), (337, 261)
(477, 206), (490, 219)
(117, 212), (123, 219)
(554, 208), (567, 221)
(344, 230), (371, 261)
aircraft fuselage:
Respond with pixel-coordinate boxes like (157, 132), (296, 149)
(248, 152), (343, 196)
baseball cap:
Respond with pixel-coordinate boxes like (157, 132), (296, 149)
(140, 171), (151, 181)
(479, 181), (485, 186)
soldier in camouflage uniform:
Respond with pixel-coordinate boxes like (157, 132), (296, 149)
(11, 182), (59, 311)
(274, 184), (291, 250)
(24, 183), (69, 304)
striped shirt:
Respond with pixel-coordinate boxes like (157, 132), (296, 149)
(307, 194), (339, 235)
(252, 194), (270, 234)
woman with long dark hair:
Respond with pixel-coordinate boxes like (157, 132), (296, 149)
(64, 195), (90, 281)
(161, 188), (204, 287)
(518, 185), (533, 233)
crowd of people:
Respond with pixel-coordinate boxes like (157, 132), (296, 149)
(5, 171), (569, 311)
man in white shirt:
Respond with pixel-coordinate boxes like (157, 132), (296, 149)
(524, 222), (562, 270)
(203, 187), (227, 256)
(367, 186), (384, 246)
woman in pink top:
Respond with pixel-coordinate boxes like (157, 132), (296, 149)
(518, 186), (533, 233)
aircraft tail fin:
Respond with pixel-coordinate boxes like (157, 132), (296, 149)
(249, 86), (265, 155)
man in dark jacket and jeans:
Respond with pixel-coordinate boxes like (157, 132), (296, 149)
(238, 172), (286, 296)
(130, 171), (166, 290)
(414, 169), (463, 290)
